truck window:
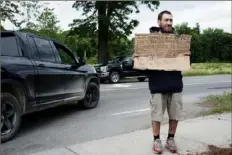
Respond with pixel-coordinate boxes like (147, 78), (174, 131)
(112, 56), (124, 63)
(52, 42), (75, 64)
(0, 34), (20, 56)
(124, 57), (132, 64)
(33, 37), (56, 62)
(27, 36), (40, 60)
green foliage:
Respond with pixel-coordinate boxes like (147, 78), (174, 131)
(110, 38), (133, 57)
(0, 1), (42, 28)
(175, 23), (232, 63)
(2, 1), (231, 65)
(70, 1), (159, 38)
(22, 6), (64, 42)
(70, 1), (160, 64)
(65, 34), (96, 58)
(36, 7), (61, 33)
(183, 63), (232, 76)
(87, 57), (98, 65)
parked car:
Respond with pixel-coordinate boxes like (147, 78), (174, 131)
(1, 30), (100, 142)
(94, 56), (147, 83)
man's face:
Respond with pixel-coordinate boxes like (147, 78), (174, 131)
(158, 13), (173, 33)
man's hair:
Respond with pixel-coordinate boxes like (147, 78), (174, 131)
(158, 10), (172, 20)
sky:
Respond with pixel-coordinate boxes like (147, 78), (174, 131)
(2, 1), (231, 38)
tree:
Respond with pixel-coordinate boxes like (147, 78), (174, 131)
(193, 23), (200, 35)
(0, 1), (42, 28)
(70, 1), (160, 64)
(174, 22), (192, 35)
(109, 38), (133, 58)
(175, 22), (232, 63)
(36, 7), (61, 34)
(22, 6), (64, 44)
(201, 28), (232, 62)
(65, 34), (95, 58)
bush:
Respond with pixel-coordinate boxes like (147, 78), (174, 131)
(87, 56), (98, 65)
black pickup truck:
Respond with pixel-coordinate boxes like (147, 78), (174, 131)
(94, 56), (147, 83)
(1, 31), (100, 142)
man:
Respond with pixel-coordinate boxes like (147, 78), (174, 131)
(146, 10), (191, 154)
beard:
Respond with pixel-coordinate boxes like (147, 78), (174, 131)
(160, 25), (173, 33)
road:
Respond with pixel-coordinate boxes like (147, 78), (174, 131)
(0, 75), (231, 155)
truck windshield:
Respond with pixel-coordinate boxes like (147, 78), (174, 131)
(112, 57), (124, 63)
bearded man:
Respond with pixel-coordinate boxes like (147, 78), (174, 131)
(147, 10), (191, 154)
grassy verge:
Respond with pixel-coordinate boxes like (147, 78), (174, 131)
(89, 62), (231, 76)
(183, 63), (232, 76)
(198, 92), (232, 116)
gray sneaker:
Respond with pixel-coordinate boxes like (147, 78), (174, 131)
(152, 139), (163, 154)
(165, 137), (178, 153)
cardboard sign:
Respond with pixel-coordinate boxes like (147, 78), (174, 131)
(133, 33), (192, 71)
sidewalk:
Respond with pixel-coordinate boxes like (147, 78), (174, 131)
(29, 113), (231, 155)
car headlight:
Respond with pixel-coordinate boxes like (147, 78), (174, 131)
(100, 66), (108, 72)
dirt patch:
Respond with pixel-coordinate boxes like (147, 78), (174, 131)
(187, 145), (232, 155)
(197, 101), (217, 108)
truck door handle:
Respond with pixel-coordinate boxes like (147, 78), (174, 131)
(38, 64), (46, 68)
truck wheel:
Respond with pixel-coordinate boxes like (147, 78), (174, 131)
(109, 71), (120, 83)
(138, 77), (146, 82)
(79, 82), (100, 109)
(1, 93), (22, 143)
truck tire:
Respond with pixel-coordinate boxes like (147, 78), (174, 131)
(1, 93), (22, 143)
(79, 82), (100, 109)
(137, 77), (146, 82)
(109, 71), (120, 83)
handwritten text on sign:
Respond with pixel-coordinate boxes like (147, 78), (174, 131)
(133, 33), (192, 71)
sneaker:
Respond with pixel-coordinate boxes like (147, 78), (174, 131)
(165, 137), (178, 153)
(152, 139), (163, 154)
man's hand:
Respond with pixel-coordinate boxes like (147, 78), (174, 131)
(184, 51), (191, 56)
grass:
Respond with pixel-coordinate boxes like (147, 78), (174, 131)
(183, 63), (232, 76)
(198, 92), (232, 115)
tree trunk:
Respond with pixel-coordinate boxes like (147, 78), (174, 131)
(97, 1), (108, 65)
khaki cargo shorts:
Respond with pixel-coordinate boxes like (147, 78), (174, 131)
(149, 93), (183, 122)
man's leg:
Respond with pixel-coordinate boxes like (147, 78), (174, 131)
(168, 119), (178, 138)
(150, 93), (167, 154)
(166, 93), (183, 153)
(152, 121), (160, 139)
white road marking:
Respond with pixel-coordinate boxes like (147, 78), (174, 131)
(111, 84), (131, 88)
(111, 108), (150, 116)
(101, 81), (231, 91)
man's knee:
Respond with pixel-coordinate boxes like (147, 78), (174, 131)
(150, 94), (166, 122)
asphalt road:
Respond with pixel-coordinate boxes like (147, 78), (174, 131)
(1, 75), (231, 155)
